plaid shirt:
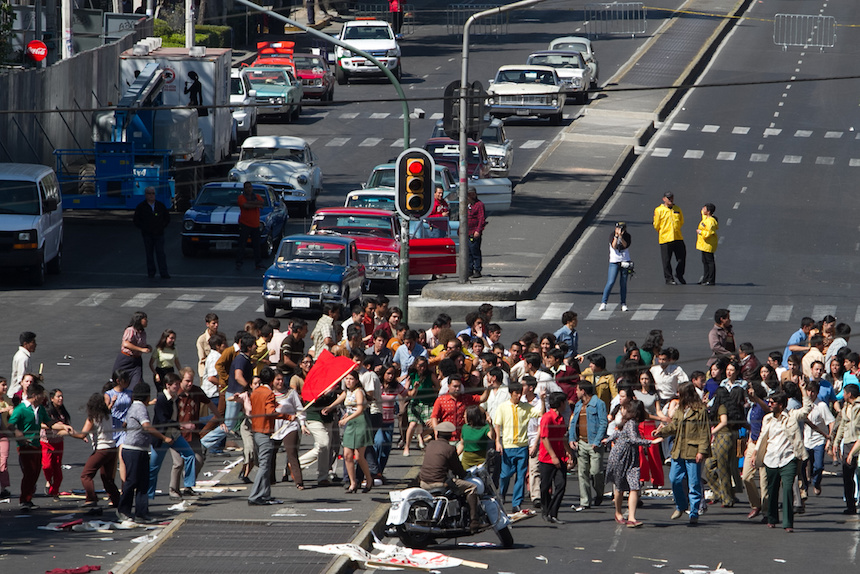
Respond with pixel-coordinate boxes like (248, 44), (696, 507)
(431, 393), (481, 440)
(176, 385), (211, 442)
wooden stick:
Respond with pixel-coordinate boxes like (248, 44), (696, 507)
(579, 340), (617, 356)
(458, 559), (489, 569)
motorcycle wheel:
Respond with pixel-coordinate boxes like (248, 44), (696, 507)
(495, 526), (514, 548)
(396, 525), (435, 549)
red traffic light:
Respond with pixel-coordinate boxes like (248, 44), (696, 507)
(407, 159), (424, 175)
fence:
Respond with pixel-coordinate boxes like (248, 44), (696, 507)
(773, 14), (836, 51)
(0, 18), (151, 166)
(354, 4), (416, 36)
(446, 4), (509, 37)
(584, 2), (646, 38)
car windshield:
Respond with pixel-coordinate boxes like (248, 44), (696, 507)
(346, 195), (396, 210)
(247, 72), (288, 87)
(553, 42), (588, 53)
(366, 169), (396, 188)
(240, 146), (306, 162)
(481, 126), (501, 144)
(0, 180), (39, 215)
(343, 25), (393, 41)
(528, 54), (583, 69)
(495, 69), (557, 85)
(312, 214), (394, 238)
(194, 187), (270, 208)
(230, 78), (246, 96)
(278, 240), (346, 265)
(294, 56), (326, 70)
(426, 143), (481, 161)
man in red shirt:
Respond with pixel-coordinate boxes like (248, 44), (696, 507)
(236, 182), (265, 271)
(466, 188), (486, 278)
(538, 392), (573, 523)
(429, 376), (488, 441)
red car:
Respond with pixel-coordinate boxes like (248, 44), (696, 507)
(251, 41), (298, 77)
(294, 52), (335, 101)
(424, 137), (491, 180)
(309, 208), (456, 282)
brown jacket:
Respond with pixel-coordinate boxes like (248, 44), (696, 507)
(249, 384), (282, 435)
(656, 403), (711, 460)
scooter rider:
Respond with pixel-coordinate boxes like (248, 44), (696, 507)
(419, 421), (480, 532)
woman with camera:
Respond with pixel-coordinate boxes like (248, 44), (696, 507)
(600, 222), (632, 312)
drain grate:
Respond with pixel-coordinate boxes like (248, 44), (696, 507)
(134, 520), (360, 574)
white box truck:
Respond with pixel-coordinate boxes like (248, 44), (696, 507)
(120, 43), (233, 165)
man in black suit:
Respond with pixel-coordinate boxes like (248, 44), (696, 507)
(133, 186), (171, 279)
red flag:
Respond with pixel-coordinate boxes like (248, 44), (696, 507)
(301, 349), (356, 404)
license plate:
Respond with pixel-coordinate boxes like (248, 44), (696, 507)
(214, 240), (232, 250)
(516, 109), (529, 116)
(292, 297), (311, 309)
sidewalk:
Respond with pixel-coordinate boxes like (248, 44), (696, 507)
(421, 0), (752, 310)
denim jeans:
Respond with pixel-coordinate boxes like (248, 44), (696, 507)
(803, 444), (826, 490)
(669, 457), (703, 518)
(148, 436), (196, 498)
(374, 422), (394, 474)
(499, 445), (529, 508)
(601, 262), (627, 304)
(201, 391), (240, 450)
(468, 235), (482, 273)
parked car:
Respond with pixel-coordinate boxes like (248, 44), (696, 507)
(228, 136), (323, 215)
(244, 67), (303, 122)
(181, 182), (288, 257)
(526, 50), (593, 104)
(294, 52), (335, 101)
(431, 118), (513, 178)
(309, 207), (456, 283)
(486, 65), (566, 125)
(548, 36), (599, 88)
(335, 19), (401, 84)
(424, 137), (491, 180)
(230, 68), (258, 142)
(261, 234), (365, 316)
(363, 162), (457, 192)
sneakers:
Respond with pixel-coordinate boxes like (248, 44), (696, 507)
(621, 304), (628, 312)
(599, 303), (607, 311)
(116, 510), (134, 522)
(0, 489), (11, 499)
(572, 505), (590, 512)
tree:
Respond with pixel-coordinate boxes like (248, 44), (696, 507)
(0, 1), (16, 64)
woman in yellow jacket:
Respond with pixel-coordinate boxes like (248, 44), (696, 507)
(696, 203), (718, 285)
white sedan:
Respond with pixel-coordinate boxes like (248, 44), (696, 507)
(548, 36), (599, 88)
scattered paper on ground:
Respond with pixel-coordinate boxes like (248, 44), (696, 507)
(299, 541), (488, 570)
(314, 508), (352, 512)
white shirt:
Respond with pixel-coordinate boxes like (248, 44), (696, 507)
(359, 370), (382, 415)
(761, 411), (795, 469)
(9, 346), (30, 398)
(804, 399), (835, 449)
(268, 329), (289, 363)
(483, 386), (510, 422)
(650, 364), (690, 401)
(202, 349), (222, 398)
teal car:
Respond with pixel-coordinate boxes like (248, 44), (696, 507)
(244, 67), (303, 122)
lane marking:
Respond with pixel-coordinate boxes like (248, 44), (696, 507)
(783, 155), (802, 163)
(586, 303), (617, 320)
(750, 153), (769, 162)
(391, 138), (417, 147)
(359, 138), (383, 147)
(652, 148), (671, 157)
(850, 159), (860, 167)
(77, 292), (111, 307)
(631, 304), (662, 321)
(167, 294), (204, 310)
(732, 127), (750, 134)
(816, 157), (835, 165)
(812, 305), (837, 319)
(765, 305), (793, 322)
(430, 113), (443, 120)
(702, 125), (719, 133)
(794, 130), (812, 137)
(339, 113), (359, 119)
(764, 128), (782, 137)
(213, 296), (248, 311)
(36, 291), (71, 306)
(122, 293), (160, 308)
(727, 305), (750, 321)
(683, 149), (704, 159)
(520, 140), (546, 149)
(369, 113), (390, 119)
(541, 301), (574, 321)
(716, 151), (736, 160)
(732, 202), (740, 209)
(671, 123), (689, 131)
(677, 304), (707, 321)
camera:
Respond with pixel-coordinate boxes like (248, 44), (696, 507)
(620, 261), (633, 270)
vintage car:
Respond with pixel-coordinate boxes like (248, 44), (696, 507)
(424, 137), (491, 180)
(309, 207), (456, 283)
(181, 182), (288, 257)
(548, 36), (599, 88)
(486, 65), (566, 125)
(261, 234), (366, 316)
(294, 52), (335, 101)
(243, 67), (303, 122)
(526, 50), (593, 104)
(230, 69), (258, 142)
(431, 117), (513, 178)
(228, 136), (323, 215)
(363, 162), (457, 192)
(335, 19), (401, 84)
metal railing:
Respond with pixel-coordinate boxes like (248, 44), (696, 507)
(355, 4), (416, 36)
(446, 4), (509, 37)
(773, 14), (836, 51)
(584, 2), (646, 38)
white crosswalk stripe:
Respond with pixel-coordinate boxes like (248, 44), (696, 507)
(122, 293), (160, 308)
(585, 303), (616, 320)
(816, 157), (835, 165)
(766, 305), (793, 322)
(750, 153), (769, 162)
(167, 294), (204, 310)
(430, 113), (443, 120)
(716, 152), (736, 161)
(339, 113), (359, 119)
(855, 306), (860, 323)
(390, 138), (417, 147)
(631, 304), (663, 321)
(520, 140), (545, 149)
(77, 292), (112, 307)
(677, 304), (707, 321)
(370, 113), (390, 119)
(825, 131), (843, 139)
(652, 148), (671, 157)
(702, 125), (719, 133)
(327, 137), (351, 147)
(795, 130), (812, 137)
(727, 305), (750, 321)
(732, 127), (750, 134)
(213, 296), (248, 312)
(783, 155), (802, 164)
(671, 123), (689, 131)
(517, 300), (543, 320)
(812, 305), (837, 319)
(36, 291), (71, 306)
(359, 138), (383, 147)
(684, 150), (704, 159)
(541, 301), (573, 321)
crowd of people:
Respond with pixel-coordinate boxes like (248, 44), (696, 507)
(0, 299), (857, 534)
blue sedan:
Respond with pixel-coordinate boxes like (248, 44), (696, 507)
(181, 182), (288, 257)
(262, 234), (366, 316)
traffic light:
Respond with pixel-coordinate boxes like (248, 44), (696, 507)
(395, 148), (434, 219)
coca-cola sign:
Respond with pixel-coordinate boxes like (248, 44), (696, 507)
(27, 40), (48, 62)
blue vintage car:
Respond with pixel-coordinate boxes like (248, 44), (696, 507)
(181, 182), (288, 257)
(262, 234), (366, 316)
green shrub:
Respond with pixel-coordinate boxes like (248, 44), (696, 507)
(153, 18), (172, 37)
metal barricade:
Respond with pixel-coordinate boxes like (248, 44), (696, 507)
(354, 4), (416, 36)
(773, 14), (836, 51)
(584, 2), (646, 38)
(446, 4), (509, 37)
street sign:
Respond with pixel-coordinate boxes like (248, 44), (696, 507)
(442, 80), (489, 140)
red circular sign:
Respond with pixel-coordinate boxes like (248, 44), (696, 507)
(26, 40), (48, 62)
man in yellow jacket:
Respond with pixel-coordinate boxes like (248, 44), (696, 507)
(696, 203), (718, 285)
(653, 191), (686, 285)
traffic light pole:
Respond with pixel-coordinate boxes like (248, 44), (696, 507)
(458, 0), (546, 283)
(399, 217), (410, 323)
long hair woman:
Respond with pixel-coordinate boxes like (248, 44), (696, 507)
(112, 311), (151, 390)
(322, 371), (374, 493)
(74, 393), (121, 508)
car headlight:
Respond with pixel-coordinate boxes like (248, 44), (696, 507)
(387, 49), (398, 57)
(328, 284), (340, 295)
(183, 220), (194, 231)
(266, 279), (285, 292)
(551, 98), (558, 106)
(487, 97), (495, 105)
(17, 231), (32, 241)
(572, 78), (582, 87)
(297, 174), (308, 185)
(228, 172), (238, 181)
(388, 253), (400, 266)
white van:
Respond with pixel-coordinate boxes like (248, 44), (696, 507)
(0, 164), (63, 285)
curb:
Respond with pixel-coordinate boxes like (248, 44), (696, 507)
(110, 515), (188, 574)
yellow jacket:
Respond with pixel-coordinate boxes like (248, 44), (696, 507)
(653, 204), (684, 244)
(696, 214), (718, 253)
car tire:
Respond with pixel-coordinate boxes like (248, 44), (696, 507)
(263, 300), (277, 318)
(30, 250), (46, 287)
(550, 111), (563, 126)
(47, 244), (62, 275)
(393, 65), (402, 81)
(292, 104), (302, 122)
(264, 233), (280, 258)
(181, 238), (198, 257)
(336, 66), (348, 85)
